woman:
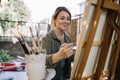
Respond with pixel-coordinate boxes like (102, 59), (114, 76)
(42, 6), (74, 80)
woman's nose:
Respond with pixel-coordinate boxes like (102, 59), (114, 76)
(64, 19), (69, 23)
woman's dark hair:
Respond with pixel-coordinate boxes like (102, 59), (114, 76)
(53, 6), (71, 20)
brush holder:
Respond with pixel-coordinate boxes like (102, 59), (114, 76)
(25, 53), (46, 80)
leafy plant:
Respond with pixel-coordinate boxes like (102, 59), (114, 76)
(0, 49), (13, 62)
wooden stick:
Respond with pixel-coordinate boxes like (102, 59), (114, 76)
(109, 37), (120, 80)
(111, 22), (120, 36)
(34, 25), (41, 53)
(103, 0), (120, 10)
(70, 0), (94, 79)
(82, 40), (115, 47)
(29, 26), (37, 48)
(94, 10), (115, 80)
(108, 11), (120, 80)
(75, 0), (103, 79)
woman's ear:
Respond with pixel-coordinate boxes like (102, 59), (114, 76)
(51, 17), (55, 28)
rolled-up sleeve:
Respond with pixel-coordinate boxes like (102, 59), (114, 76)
(41, 31), (57, 68)
(46, 54), (56, 68)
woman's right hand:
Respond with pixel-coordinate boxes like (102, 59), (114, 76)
(59, 43), (74, 59)
(52, 43), (74, 64)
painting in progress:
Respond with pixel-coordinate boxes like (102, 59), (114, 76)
(70, 0), (120, 80)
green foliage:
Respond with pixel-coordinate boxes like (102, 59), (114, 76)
(0, 11), (14, 32)
(0, 0), (31, 33)
(0, 49), (13, 62)
(8, 0), (31, 23)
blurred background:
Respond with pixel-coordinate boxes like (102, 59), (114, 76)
(0, 0), (85, 56)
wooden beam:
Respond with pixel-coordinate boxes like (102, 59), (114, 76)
(70, 0), (95, 79)
(75, 0), (104, 79)
(111, 22), (120, 36)
(91, 0), (120, 11)
(109, 37), (120, 80)
(94, 10), (115, 80)
(83, 40), (115, 47)
(103, 1), (120, 10)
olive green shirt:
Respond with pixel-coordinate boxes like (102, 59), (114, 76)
(42, 30), (73, 80)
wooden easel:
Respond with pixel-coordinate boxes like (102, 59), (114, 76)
(70, 0), (120, 80)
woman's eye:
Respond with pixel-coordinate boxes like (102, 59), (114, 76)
(60, 17), (64, 20)
(67, 18), (70, 20)
(60, 18), (70, 21)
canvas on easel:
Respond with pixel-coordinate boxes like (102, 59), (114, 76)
(70, 0), (120, 80)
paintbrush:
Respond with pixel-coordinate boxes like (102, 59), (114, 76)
(29, 26), (37, 48)
(13, 25), (31, 55)
(15, 35), (30, 55)
(35, 25), (42, 54)
(15, 31), (31, 55)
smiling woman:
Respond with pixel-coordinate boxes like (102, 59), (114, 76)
(41, 6), (75, 80)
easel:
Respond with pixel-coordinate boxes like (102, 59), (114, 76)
(70, 0), (120, 80)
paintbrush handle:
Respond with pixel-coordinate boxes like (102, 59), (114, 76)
(31, 38), (36, 47)
(21, 41), (30, 55)
(36, 39), (41, 53)
(17, 37), (30, 55)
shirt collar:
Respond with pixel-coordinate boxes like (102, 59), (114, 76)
(49, 29), (70, 42)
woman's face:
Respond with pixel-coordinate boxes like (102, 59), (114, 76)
(54, 11), (71, 31)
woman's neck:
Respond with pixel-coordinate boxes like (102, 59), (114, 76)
(54, 28), (64, 36)
(54, 28), (65, 43)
